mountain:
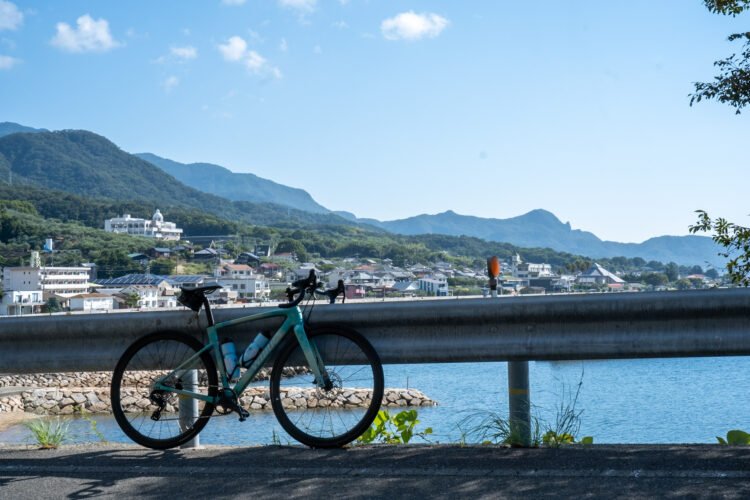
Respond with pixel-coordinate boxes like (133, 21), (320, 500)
(136, 152), (329, 214)
(354, 209), (723, 268)
(0, 122), (47, 138)
(0, 122), (722, 268)
(0, 130), (357, 229)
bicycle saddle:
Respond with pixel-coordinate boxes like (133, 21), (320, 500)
(177, 284), (223, 311)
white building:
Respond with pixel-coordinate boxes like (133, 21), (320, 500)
(215, 263), (270, 301)
(511, 253), (553, 278)
(3, 261), (91, 299)
(119, 285), (160, 309)
(418, 274), (450, 296)
(0, 290), (44, 316)
(69, 293), (115, 313)
(104, 209), (183, 241)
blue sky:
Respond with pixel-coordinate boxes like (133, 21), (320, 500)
(0, 1), (747, 242)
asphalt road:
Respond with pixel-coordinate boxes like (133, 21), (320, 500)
(1, 444), (749, 499)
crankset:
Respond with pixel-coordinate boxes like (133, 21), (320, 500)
(216, 388), (249, 422)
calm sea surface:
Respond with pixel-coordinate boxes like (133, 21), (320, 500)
(2, 357), (749, 446)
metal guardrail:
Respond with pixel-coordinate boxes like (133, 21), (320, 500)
(1, 288), (749, 374)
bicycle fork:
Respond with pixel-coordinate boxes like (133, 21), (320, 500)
(293, 324), (333, 390)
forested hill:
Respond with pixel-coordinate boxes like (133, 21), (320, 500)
(137, 152), (330, 214)
(0, 130), (356, 229)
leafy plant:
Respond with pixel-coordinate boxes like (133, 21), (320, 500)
(24, 417), (70, 449)
(716, 430), (750, 445)
(357, 409), (433, 444)
(690, 210), (750, 286)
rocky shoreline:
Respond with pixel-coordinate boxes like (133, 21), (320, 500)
(0, 372), (436, 416)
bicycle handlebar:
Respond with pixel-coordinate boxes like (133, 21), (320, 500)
(278, 271), (346, 308)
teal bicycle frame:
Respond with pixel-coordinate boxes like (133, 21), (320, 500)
(153, 305), (329, 404)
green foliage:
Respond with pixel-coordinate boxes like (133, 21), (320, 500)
(459, 372), (591, 449)
(150, 257), (176, 275)
(690, 210), (750, 286)
(24, 417), (70, 449)
(716, 429), (750, 445)
(357, 409), (433, 444)
(44, 297), (61, 313)
(664, 262), (680, 282)
(691, 2), (750, 113)
(124, 293), (140, 309)
(704, 0), (750, 16)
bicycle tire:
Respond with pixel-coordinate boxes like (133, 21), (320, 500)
(110, 330), (218, 449)
(270, 326), (384, 448)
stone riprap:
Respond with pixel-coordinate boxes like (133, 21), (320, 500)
(0, 372), (436, 415)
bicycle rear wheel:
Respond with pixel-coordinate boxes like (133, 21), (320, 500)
(110, 330), (218, 449)
(270, 326), (384, 448)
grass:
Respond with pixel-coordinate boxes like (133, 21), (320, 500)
(457, 369), (590, 448)
(24, 417), (70, 449)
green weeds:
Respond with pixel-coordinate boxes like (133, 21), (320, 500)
(357, 409), (433, 444)
(24, 417), (70, 449)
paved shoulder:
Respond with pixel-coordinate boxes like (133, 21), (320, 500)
(1, 444), (749, 499)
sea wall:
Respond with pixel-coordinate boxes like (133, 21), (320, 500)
(0, 372), (436, 415)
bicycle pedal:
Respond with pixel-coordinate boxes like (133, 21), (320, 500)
(237, 408), (249, 422)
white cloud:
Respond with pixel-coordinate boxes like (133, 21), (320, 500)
(170, 45), (197, 60)
(219, 36), (247, 61)
(278, 0), (316, 13)
(222, 0), (246, 4)
(0, 1), (23, 31)
(218, 36), (282, 79)
(279, 37), (288, 52)
(162, 75), (179, 92)
(381, 11), (449, 41)
(0, 53), (19, 69)
(332, 20), (348, 29)
(51, 14), (121, 53)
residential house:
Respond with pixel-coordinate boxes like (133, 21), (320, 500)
(215, 263), (270, 301)
(0, 290), (45, 316)
(235, 252), (261, 267)
(69, 293), (115, 313)
(576, 263), (625, 285)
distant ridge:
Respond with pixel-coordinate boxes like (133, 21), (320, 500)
(137, 152), (330, 214)
(351, 209), (723, 268)
(0, 122), (47, 138)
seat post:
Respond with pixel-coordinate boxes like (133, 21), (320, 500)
(202, 296), (216, 327)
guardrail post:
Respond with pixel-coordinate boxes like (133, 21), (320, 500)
(508, 360), (531, 446)
(179, 369), (199, 449)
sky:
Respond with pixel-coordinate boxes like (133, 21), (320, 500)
(0, 0), (748, 243)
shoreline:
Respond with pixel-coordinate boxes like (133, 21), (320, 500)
(0, 412), (37, 432)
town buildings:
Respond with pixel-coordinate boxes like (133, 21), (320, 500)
(104, 209), (183, 241)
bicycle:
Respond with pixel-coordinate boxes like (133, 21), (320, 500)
(110, 270), (384, 449)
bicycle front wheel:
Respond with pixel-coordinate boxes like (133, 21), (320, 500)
(110, 330), (218, 449)
(270, 326), (384, 448)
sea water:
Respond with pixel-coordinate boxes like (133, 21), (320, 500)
(2, 357), (749, 445)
